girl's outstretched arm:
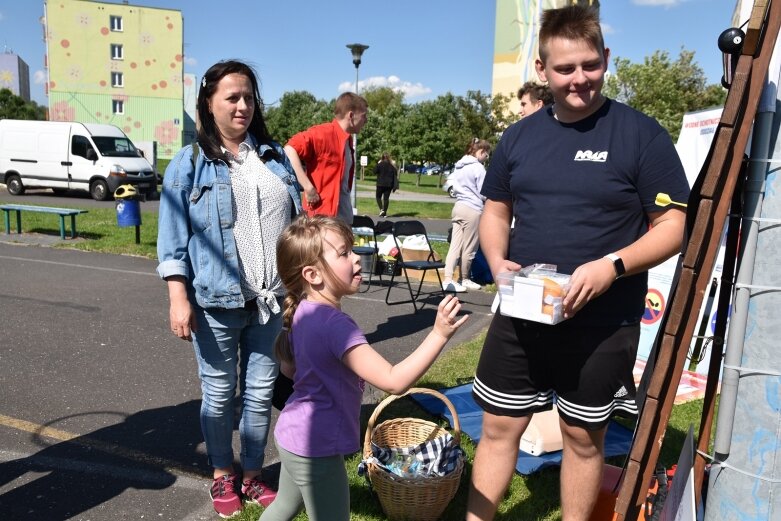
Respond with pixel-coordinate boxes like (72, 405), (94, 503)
(342, 295), (468, 395)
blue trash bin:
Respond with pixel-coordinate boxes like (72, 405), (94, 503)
(114, 184), (142, 227)
(116, 199), (141, 227)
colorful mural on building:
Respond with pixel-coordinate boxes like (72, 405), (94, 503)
(44, 0), (183, 159)
(492, 0), (599, 115)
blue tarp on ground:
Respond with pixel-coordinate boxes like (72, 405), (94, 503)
(412, 383), (635, 475)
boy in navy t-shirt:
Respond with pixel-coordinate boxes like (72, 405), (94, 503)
(466, 5), (690, 521)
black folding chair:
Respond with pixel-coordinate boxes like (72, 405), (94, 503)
(384, 220), (445, 312)
(352, 215), (381, 292)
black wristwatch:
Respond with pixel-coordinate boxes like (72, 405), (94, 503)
(604, 253), (626, 279)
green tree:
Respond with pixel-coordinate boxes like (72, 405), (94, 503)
(0, 88), (46, 120)
(355, 87), (409, 172)
(603, 49), (726, 141)
(457, 90), (514, 148)
(362, 86), (405, 117)
(264, 90), (331, 143)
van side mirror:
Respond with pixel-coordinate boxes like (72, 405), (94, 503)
(138, 150), (145, 158)
(86, 148), (97, 161)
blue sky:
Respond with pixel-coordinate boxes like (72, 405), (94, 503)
(1, 0), (737, 107)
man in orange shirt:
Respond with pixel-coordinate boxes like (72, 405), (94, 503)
(285, 92), (368, 224)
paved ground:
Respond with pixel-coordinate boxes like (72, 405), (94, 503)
(0, 226), (493, 519)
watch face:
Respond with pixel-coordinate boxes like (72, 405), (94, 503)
(613, 257), (626, 277)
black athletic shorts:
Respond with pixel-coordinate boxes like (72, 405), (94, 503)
(472, 313), (640, 430)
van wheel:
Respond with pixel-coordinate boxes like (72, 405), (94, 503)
(6, 175), (25, 195)
(90, 179), (110, 201)
(448, 186), (456, 198)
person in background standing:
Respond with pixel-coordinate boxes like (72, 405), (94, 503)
(517, 80), (553, 118)
(157, 60), (302, 518)
(284, 92), (368, 225)
(442, 138), (492, 293)
(374, 152), (398, 217)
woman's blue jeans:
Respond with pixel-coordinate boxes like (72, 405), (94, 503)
(192, 305), (280, 472)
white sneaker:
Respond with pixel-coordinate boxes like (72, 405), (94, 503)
(442, 280), (466, 293)
(460, 279), (482, 290)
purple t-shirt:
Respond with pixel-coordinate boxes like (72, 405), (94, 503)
(274, 300), (367, 457)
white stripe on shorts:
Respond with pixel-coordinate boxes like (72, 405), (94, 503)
(473, 376), (553, 410)
(556, 396), (638, 425)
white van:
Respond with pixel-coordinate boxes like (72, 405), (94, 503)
(0, 120), (156, 201)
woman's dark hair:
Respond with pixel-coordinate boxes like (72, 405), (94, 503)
(196, 60), (272, 163)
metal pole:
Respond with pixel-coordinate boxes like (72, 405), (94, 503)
(712, 110), (772, 459)
(352, 65), (359, 212)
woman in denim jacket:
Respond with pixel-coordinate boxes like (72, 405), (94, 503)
(157, 60), (301, 518)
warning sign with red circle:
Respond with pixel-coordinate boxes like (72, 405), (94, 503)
(642, 288), (666, 325)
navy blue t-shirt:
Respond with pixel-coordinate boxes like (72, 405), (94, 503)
(482, 99), (690, 326)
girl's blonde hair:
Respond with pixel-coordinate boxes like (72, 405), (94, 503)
(274, 215), (355, 364)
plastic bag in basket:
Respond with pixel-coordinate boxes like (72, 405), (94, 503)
(358, 432), (463, 478)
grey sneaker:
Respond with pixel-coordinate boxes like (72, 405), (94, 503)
(461, 279), (482, 290)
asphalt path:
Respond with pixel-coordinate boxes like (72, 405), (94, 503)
(0, 202), (493, 519)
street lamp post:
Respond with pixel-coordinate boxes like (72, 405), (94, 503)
(346, 43), (368, 211)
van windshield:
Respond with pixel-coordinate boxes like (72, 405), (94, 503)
(92, 136), (140, 157)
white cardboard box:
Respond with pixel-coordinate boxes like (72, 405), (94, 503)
(497, 269), (570, 324)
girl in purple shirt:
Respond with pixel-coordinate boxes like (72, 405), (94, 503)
(260, 216), (467, 521)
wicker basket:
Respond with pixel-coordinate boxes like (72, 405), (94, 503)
(363, 388), (464, 521)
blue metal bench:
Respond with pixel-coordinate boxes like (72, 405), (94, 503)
(0, 204), (88, 240)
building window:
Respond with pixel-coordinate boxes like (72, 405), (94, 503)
(110, 15), (123, 32)
(112, 100), (124, 114)
(111, 44), (123, 60)
(111, 72), (124, 88)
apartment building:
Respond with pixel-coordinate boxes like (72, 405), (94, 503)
(43, 0), (184, 159)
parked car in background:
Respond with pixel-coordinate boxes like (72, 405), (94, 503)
(443, 170), (457, 198)
(424, 164), (442, 175)
(0, 119), (156, 201)
(403, 163), (425, 174)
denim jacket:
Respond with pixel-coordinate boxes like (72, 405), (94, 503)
(157, 138), (302, 309)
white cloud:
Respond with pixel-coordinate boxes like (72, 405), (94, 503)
(184, 55), (197, 66)
(33, 70), (46, 84)
(632, 0), (681, 6)
(601, 22), (614, 35)
(338, 75), (432, 100)
(0, 12), (5, 22)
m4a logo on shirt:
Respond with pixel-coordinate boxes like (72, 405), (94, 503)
(574, 150), (608, 162)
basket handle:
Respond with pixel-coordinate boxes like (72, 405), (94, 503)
(363, 387), (461, 456)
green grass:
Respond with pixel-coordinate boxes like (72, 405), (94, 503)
(356, 198), (453, 220)
(357, 172), (449, 196)
(6, 205), (159, 258)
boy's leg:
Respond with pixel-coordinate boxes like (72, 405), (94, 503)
(466, 413), (530, 520)
(559, 421), (606, 521)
